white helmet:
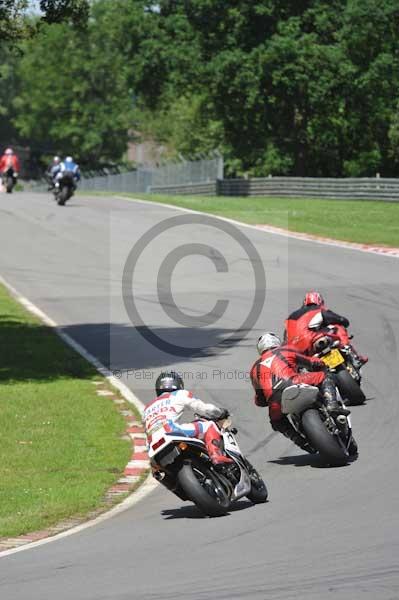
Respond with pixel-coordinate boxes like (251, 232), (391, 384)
(5, 148), (13, 155)
(53, 155), (60, 163)
(257, 332), (281, 355)
(66, 156), (73, 162)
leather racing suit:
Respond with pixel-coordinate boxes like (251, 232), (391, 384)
(250, 345), (340, 452)
(143, 389), (232, 465)
(285, 305), (367, 366)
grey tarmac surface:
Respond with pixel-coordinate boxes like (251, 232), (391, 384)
(0, 192), (398, 600)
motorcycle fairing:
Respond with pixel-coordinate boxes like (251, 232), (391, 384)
(281, 384), (319, 415)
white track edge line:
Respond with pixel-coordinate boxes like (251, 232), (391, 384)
(114, 195), (399, 259)
(0, 274), (157, 559)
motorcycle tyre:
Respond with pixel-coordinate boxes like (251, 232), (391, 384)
(301, 409), (349, 467)
(245, 461), (268, 503)
(57, 186), (70, 206)
(177, 460), (230, 517)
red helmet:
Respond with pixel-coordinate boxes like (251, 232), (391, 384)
(303, 291), (324, 306)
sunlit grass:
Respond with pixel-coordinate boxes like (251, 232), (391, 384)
(0, 285), (132, 538)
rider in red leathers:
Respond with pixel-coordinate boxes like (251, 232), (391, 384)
(144, 371), (233, 468)
(284, 291), (368, 368)
(0, 148), (20, 179)
(250, 332), (350, 453)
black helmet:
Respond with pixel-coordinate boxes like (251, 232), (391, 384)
(155, 371), (184, 397)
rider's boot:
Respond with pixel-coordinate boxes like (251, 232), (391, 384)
(345, 345), (368, 369)
(348, 437), (359, 457)
(321, 376), (350, 416)
(203, 423), (234, 467)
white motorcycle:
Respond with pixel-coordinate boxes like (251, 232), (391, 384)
(148, 417), (268, 517)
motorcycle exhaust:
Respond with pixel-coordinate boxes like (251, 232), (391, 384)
(336, 415), (347, 425)
(335, 415), (349, 435)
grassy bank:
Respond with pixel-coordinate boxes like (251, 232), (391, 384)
(0, 284), (132, 538)
(117, 193), (399, 247)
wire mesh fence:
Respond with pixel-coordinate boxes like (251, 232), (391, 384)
(79, 155), (224, 194)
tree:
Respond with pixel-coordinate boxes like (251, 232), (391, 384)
(14, 20), (133, 166)
(126, 0), (399, 176)
(0, 0), (89, 50)
(39, 0), (89, 27)
(0, 48), (21, 144)
(339, 0), (399, 175)
(0, 1), (29, 48)
(6, 0), (399, 176)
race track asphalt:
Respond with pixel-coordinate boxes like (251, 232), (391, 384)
(0, 192), (398, 600)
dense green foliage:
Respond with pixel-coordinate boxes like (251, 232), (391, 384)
(14, 18), (133, 163)
(0, 1), (30, 47)
(3, 0), (399, 174)
(0, 0), (89, 47)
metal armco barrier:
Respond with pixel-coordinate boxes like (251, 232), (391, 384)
(150, 181), (218, 195)
(136, 176), (399, 201)
(216, 177), (399, 201)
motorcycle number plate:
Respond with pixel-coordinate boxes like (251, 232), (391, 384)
(322, 348), (345, 368)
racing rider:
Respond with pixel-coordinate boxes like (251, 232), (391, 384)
(144, 371), (233, 468)
(250, 332), (350, 453)
(0, 148), (20, 180)
(284, 291), (368, 368)
(46, 156), (61, 189)
(55, 156), (81, 189)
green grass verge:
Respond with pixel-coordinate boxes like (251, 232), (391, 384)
(108, 192), (398, 247)
(0, 284), (132, 538)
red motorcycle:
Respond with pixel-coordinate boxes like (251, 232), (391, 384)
(307, 315), (366, 406)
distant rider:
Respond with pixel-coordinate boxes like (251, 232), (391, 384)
(284, 291), (368, 368)
(250, 332), (350, 453)
(144, 371), (233, 468)
(0, 148), (20, 181)
(46, 156), (61, 189)
(55, 155), (81, 189)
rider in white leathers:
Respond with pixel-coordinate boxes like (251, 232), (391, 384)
(144, 371), (233, 466)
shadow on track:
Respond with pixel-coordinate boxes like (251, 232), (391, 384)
(268, 454), (333, 469)
(161, 499), (257, 520)
(0, 315), (248, 382)
(62, 322), (247, 371)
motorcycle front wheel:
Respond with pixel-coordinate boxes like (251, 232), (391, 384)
(177, 460), (230, 517)
(244, 460), (268, 503)
(6, 176), (13, 193)
(301, 409), (349, 467)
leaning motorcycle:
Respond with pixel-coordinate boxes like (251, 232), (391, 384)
(307, 314), (366, 405)
(281, 382), (358, 467)
(148, 417), (268, 516)
(54, 171), (75, 205)
(2, 167), (17, 193)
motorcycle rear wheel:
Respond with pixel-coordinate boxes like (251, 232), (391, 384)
(177, 460), (230, 517)
(301, 409), (349, 467)
(336, 369), (366, 405)
(6, 176), (13, 193)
